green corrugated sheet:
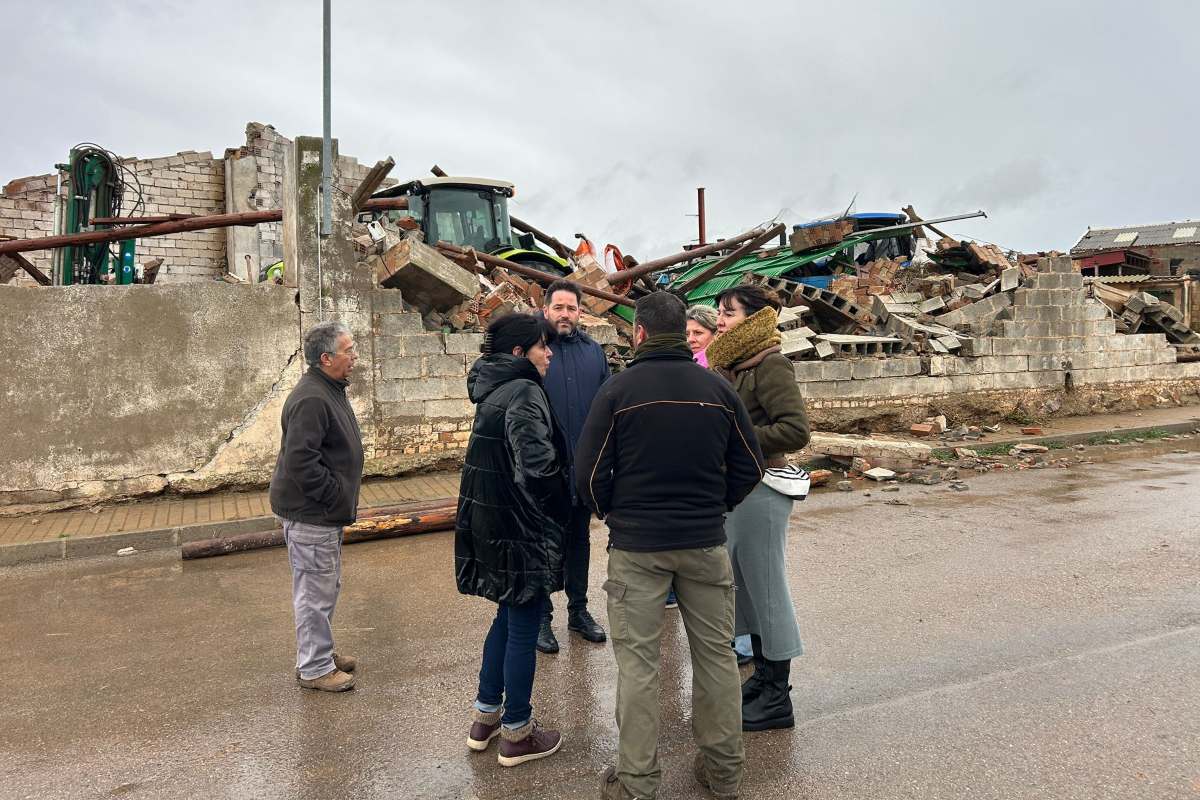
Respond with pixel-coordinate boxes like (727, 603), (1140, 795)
(669, 227), (907, 304)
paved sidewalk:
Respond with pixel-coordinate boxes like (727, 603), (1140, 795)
(0, 471), (459, 566)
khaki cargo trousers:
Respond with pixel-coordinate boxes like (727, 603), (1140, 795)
(604, 544), (744, 799)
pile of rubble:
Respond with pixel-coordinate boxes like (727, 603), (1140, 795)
(1091, 284), (1200, 345)
(354, 217), (635, 354)
(734, 217), (1053, 360)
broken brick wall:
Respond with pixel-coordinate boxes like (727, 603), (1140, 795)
(796, 260), (1200, 432)
(0, 122), (393, 287)
(0, 150), (228, 285)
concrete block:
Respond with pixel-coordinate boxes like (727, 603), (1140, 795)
(959, 337), (991, 357)
(964, 372), (996, 391)
(919, 296), (946, 314)
(793, 362), (826, 382)
(378, 237), (479, 312)
(1134, 348), (1177, 366)
(1041, 256), (1075, 274)
(379, 357), (421, 380)
(444, 332), (485, 355)
(820, 361), (854, 381)
(999, 321), (1052, 338)
(1000, 267), (1021, 292)
(376, 400), (426, 419)
(1126, 333), (1170, 350)
(1083, 304), (1110, 321)
(978, 355), (1030, 373)
(814, 340), (835, 359)
(423, 354), (469, 378)
(993, 370), (1062, 390)
(851, 360), (883, 380)
(377, 312), (425, 336)
(879, 357), (923, 377)
(801, 380), (842, 399)
(1029, 354), (1072, 371)
(372, 287), (407, 313)
(398, 377), (461, 401)
(398, 334), (448, 356)
(424, 398), (475, 418)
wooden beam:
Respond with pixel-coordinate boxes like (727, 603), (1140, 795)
(351, 157), (395, 212)
(902, 205), (950, 241)
(0, 252), (51, 285)
(510, 216), (574, 260)
(435, 241), (635, 309)
(675, 223), (788, 294)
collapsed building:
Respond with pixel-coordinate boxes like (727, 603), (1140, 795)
(4, 125), (1200, 510)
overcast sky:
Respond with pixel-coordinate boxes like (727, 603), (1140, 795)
(3, 1), (1197, 257)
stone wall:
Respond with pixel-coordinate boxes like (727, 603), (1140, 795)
(797, 258), (1200, 432)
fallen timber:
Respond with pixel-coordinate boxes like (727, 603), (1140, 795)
(181, 498), (457, 560)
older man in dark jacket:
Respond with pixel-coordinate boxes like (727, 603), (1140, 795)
(537, 279), (610, 652)
(576, 292), (764, 800)
(269, 321), (364, 693)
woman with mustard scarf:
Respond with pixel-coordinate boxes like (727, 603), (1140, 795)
(706, 284), (811, 731)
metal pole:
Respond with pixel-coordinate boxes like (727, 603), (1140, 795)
(320, 0), (332, 237)
(697, 187), (706, 246)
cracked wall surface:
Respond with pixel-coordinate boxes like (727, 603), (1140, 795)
(0, 282), (299, 506)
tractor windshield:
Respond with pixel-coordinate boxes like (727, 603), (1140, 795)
(426, 188), (511, 253)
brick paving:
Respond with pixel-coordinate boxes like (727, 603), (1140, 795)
(0, 472), (460, 548)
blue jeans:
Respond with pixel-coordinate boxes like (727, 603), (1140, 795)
(475, 594), (546, 728)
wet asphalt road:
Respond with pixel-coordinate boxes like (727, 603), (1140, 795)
(2, 449), (1199, 800)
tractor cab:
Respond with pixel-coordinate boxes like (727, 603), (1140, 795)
(365, 176), (569, 276)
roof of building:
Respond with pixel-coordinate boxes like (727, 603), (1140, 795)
(1072, 220), (1200, 253)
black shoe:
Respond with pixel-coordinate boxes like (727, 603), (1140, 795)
(742, 658), (794, 731)
(567, 610), (607, 643)
(740, 635), (767, 703)
(736, 652), (754, 667)
(536, 620), (559, 654)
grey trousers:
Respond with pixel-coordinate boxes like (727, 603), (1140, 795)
(281, 518), (343, 679)
(725, 482), (804, 661)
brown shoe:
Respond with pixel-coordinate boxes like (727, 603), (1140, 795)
(694, 753), (739, 799)
(599, 765), (638, 799)
(294, 653), (356, 680)
(497, 719), (562, 767)
(297, 668), (356, 692)
(467, 707), (503, 752)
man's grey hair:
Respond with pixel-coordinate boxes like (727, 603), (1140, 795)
(685, 304), (719, 333)
(304, 321), (351, 367)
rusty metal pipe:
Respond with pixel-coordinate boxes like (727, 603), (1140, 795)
(605, 226), (766, 284)
(697, 187), (706, 246)
(675, 223), (788, 294)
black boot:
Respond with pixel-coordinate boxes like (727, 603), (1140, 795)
(536, 618), (559, 654)
(567, 609), (607, 643)
(742, 658), (794, 731)
(740, 634), (768, 704)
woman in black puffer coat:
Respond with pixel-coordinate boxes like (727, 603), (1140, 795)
(456, 313), (571, 766)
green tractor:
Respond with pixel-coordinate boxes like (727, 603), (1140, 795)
(363, 176), (571, 276)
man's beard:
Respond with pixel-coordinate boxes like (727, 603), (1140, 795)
(556, 319), (577, 334)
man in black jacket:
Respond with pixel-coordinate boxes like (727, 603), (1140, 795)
(269, 320), (365, 693)
(576, 292), (764, 800)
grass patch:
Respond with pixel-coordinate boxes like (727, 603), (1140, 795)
(1085, 427), (1173, 446)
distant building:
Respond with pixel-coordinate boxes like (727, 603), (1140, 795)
(1072, 220), (1200, 277)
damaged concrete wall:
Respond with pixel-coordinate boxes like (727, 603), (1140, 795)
(0, 283), (299, 506)
(797, 259), (1200, 432)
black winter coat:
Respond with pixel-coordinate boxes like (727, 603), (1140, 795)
(455, 354), (571, 605)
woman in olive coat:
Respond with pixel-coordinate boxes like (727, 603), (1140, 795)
(706, 284), (811, 732)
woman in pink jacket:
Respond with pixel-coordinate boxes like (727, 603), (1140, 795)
(686, 304), (719, 368)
